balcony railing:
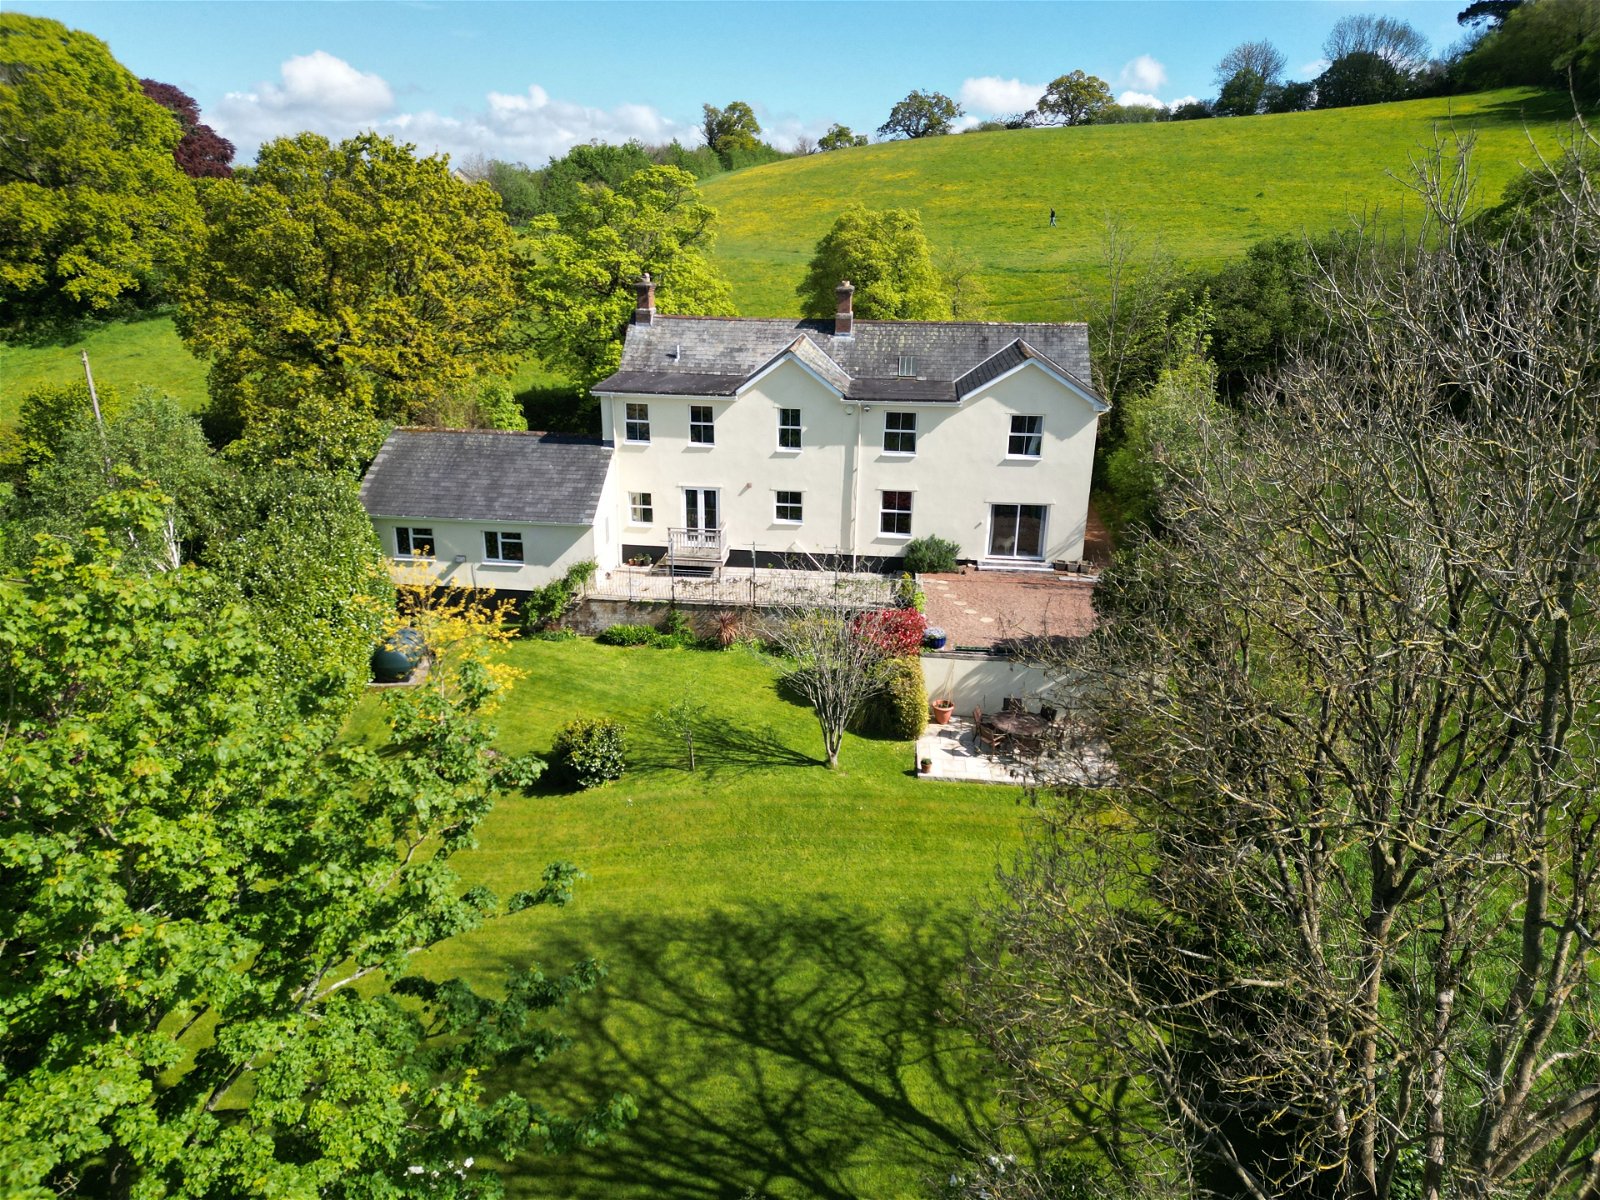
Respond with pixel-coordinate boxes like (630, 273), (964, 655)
(668, 525), (726, 558)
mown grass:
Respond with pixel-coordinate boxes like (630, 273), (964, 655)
(701, 88), (1583, 320)
(350, 638), (1029, 1199)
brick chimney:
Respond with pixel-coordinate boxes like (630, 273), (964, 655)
(633, 272), (655, 325)
(834, 279), (854, 337)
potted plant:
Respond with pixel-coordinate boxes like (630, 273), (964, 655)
(930, 697), (955, 725)
(923, 625), (947, 651)
(919, 757), (934, 774)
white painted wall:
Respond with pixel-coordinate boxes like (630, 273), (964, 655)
(370, 517), (598, 591)
(922, 652), (1072, 713)
(599, 356), (1100, 563)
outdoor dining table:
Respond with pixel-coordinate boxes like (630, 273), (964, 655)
(986, 710), (1053, 753)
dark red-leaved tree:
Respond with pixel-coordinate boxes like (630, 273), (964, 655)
(141, 79), (234, 178)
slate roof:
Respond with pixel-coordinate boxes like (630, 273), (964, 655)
(360, 429), (612, 525)
(593, 316), (1102, 406)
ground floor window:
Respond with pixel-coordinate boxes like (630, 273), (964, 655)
(880, 491), (913, 537)
(629, 492), (653, 524)
(989, 504), (1046, 558)
(775, 490), (803, 523)
(483, 530), (525, 563)
(396, 526), (433, 557)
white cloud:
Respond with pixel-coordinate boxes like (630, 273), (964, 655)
(1117, 91), (1169, 110)
(951, 113), (984, 133)
(959, 76), (1046, 116)
(1168, 95), (1200, 109)
(1118, 55), (1168, 93)
(1297, 58), (1330, 79)
(213, 52), (692, 167)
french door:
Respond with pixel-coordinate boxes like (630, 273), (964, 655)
(989, 504), (1047, 559)
(683, 487), (720, 531)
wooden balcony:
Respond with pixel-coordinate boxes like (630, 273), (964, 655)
(665, 525), (728, 576)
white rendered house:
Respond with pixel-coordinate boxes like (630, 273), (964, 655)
(590, 276), (1106, 573)
(359, 278), (1106, 590)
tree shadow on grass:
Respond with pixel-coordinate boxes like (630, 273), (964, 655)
(628, 721), (822, 779)
(494, 903), (992, 1199)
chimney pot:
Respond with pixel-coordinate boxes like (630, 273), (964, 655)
(834, 279), (854, 337)
(634, 272), (655, 325)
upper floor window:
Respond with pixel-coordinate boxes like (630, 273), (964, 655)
(629, 492), (653, 524)
(897, 354), (916, 378)
(1009, 414), (1043, 458)
(690, 404), (715, 445)
(775, 490), (803, 523)
(624, 402), (650, 443)
(883, 411), (917, 455)
(778, 407), (802, 450)
(395, 526), (433, 558)
(880, 490), (913, 537)
(483, 531), (525, 563)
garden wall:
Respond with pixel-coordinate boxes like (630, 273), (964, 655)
(921, 651), (1071, 713)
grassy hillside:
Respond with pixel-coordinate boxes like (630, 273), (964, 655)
(702, 88), (1582, 320)
(0, 315), (209, 427)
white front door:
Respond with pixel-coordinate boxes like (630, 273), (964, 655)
(989, 504), (1047, 559)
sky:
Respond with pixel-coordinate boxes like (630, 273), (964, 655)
(17, 0), (1473, 166)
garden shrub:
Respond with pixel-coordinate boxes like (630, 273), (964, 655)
(597, 622), (658, 647)
(879, 655), (927, 739)
(658, 605), (696, 647)
(494, 751), (547, 791)
(852, 607), (927, 657)
(902, 535), (959, 574)
(893, 572), (926, 612)
(520, 559), (597, 631)
(551, 717), (626, 789)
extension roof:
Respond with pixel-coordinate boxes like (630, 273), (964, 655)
(359, 429), (612, 525)
(593, 316), (1104, 408)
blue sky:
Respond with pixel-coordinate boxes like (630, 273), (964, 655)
(17, 1), (1471, 164)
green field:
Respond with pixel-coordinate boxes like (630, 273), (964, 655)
(350, 639), (1028, 1199)
(701, 88), (1581, 320)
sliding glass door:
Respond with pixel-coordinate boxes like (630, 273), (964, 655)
(989, 504), (1046, 559)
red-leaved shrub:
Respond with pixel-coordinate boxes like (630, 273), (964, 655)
(852, 607), (927, 657)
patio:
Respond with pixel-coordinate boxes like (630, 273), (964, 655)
(915, 716), (1113, 787)
(587, 564), (897, 609)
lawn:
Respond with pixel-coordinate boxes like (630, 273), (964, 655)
(701, 87), (1583, 320)
(351, 637), (1030, 1199)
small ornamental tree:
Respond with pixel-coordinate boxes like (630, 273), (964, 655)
(797, 204), (952, 321)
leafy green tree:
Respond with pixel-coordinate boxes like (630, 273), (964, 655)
(818, 123), (870, 150)
(701, 100), (764, 166)
(876, 89), (962, 139)
(1458, 0), (1600, 98)
(797, 204), (952, 320)
(1261, 79), (1317, 112)
(0, 484), (632, 1198)
(1103, 305), (1219, 528)
(0, 15), (202, 324)
(1315, 49), (1413, 107)
(175, 132), (521, 472)
(522, 164), (735, 388)
(1215, 67), (1269, 116)
(538, 141), (654, 215)
(1035, 71), (1114, 126)
(1459, 0), (1524, 28)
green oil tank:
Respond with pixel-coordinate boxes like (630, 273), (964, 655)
(371, 627), (426, 683)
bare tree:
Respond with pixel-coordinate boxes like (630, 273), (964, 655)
(1213, 39), (1288, 88)
(761, 580), (897, 769)
(1324, 13), (1431, 70)
(1088, 213), (1184, 408)
(967, 132), (1600, 1200)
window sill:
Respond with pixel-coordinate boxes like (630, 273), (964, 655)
(1004, 454), (1042, 461)
(774, 448), (802, 456)
(481, 560), (525, 567)
(685, 442), (715, 450)
(623, 438), (651, 447)
(773, 519), (803, 526)
(878, 532), (914, 542)
(880, 451), (916, 458)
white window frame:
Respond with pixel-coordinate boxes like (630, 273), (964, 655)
(883, 411), (917, 455)
(483, 530), (525, 564)
(987, 503), (1049, 560)
(628, 492), (654, 525)
(689, 404), (715, 446)
(774, 490), (803, 524)
(880, 490), (913, 538)
(1008, 414), (1043, 458)
(624, 402), (650, 443)
(395, 526), (434, 558)
(777, 407), (802, 451)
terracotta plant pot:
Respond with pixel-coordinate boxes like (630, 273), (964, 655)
(930, 699), (954, 725)
(920, 759), (933, 774)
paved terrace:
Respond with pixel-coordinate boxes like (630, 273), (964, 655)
(588, 564), (898, 608)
